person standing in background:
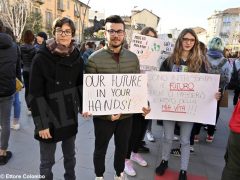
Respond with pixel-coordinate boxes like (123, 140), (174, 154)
(5, 27), (22, 130)
(34, 31), (48, 51)
(20, 30), (36, 115)
(206, 37), (231, 143)
(0, 20), (20, 165)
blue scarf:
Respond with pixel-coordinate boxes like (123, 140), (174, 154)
(207, 50), (223, 59)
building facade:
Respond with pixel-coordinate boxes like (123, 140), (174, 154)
(207, 7), (240, 52)
(33, 0), (90, 42)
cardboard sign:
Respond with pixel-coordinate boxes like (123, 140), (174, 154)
(83, 74), (148, 115)
(146, 72), (220, 125)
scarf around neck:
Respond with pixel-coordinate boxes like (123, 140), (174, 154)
(207, 49), (223, 59)
(46, 38), (75, 57)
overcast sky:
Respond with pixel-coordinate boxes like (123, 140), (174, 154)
(81, 0), (240, 33)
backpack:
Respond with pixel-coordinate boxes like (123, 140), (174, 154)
(209, 58), (228, 88)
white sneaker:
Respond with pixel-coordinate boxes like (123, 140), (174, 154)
(130, 152), (147, 166)
(95, 177), (104, 180)
(114, 172), (128, 180)
(11, 123), (20, 130)
(146, 130), (155, 142)
(27, 109), (32, 116)
(173, 135), (179, 141)
(124, 159), (136, 176)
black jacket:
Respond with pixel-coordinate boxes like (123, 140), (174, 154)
(29, 45), (84, 142)
(20, 44), (36, 72)
(0, 33), (20, 97)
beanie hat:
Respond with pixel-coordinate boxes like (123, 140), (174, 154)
(37, 32), (47, 41)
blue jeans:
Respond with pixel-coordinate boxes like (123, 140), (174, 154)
(162, 120), (193, 171)
(13, 92), (21, 119)
(0, 95), (13, 150)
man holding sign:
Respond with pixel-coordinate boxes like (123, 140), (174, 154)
(86, 15), (150, 180)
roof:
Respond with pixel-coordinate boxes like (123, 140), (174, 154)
(131, 8), (160, 24)
(192, 27), (206, 34)
(223, 7), (240, 15)
(76, 0), (91, 8)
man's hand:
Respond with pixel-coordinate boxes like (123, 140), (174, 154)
(111, 114), (121, 121)
(142, 107), (151, 117)
(39, 128), (52, 139)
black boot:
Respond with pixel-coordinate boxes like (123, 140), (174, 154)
(155, 160), (168, 176)
(178, 170), (187, 180)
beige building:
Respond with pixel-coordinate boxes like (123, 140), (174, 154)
(33, 0), (90, 42)
(207, 7), (240, 52)
(123, 8), (160, 43)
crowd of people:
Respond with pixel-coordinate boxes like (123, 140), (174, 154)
(0, 14), (240, 180)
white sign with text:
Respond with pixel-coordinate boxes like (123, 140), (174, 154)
(146, 72), (220, 125)
(83, 74), (148, 115)
(130, 34), (164, 71)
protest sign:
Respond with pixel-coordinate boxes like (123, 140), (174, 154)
(130, 33), (174, 71)
(146, 72), (220, 125)
(83, 74), (148, 115)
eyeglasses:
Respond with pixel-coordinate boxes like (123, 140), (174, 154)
(106, 29), (125, 36)
(182, 38), (195, 43)
(55, 29), (72, 36)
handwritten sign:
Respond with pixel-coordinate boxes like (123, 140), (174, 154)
(130, 34), (174, 71)
(130, 34), (164, 71)
(83, 74), (148, 115)
(158, 34), (175, 67)
(146, 72), (220, 125)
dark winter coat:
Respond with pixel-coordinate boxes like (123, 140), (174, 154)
(20, 44), (36, 72)
(0, 33), (20, 97)
(29, 45), (84, 142)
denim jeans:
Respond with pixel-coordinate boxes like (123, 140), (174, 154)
(13, 92), (21, 119)
(162, 120), (193, 171)
(0, 95), (13, 150)
(39, 136), (76, 180)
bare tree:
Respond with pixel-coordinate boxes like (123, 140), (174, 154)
(0, 0), (32, 42)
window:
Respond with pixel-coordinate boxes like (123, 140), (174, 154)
(67, 0), (70, 9)
(45, 11), (53, 29)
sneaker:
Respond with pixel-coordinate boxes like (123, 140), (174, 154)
(206, 135), (214, 143)
(138, 145), (150, 153)
(124, 160), (136, 176)
(27, 109), (31, 116)
(0, 151), (12, 165)
(130, 152), (147, 166)
(114, 172), (128, 180)
(171, 148), (181, 157)
(178, 170), (187, 180)
(95, 177), (104, 180)
(190, 146), (194, 153)
(155, 160), (168, 176)
(11, 123), (20, 130)
(146, 130), (155, 142)
(194, 135), (199, 143)
(173, 135), (180, 141)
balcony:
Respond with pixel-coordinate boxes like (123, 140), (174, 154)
(35, 0), (45, 4)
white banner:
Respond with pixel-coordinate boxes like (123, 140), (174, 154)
(83, 74), (148, 115)
(146, 72), (220, 125)
(130, 34), (164, 71)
